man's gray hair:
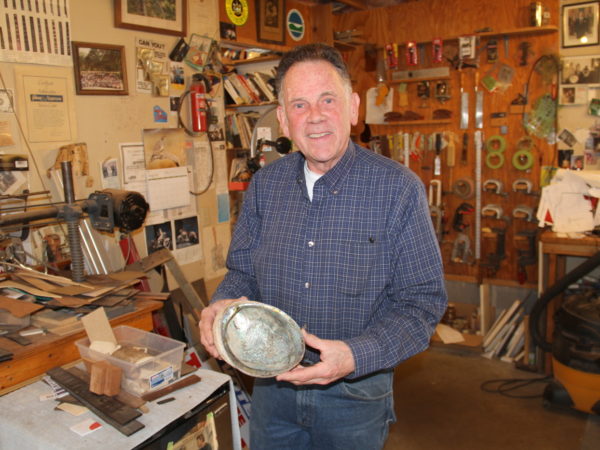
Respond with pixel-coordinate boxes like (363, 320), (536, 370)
(275, 43), (352, 101)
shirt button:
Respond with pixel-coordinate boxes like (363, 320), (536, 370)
(333, 190), (339, 195)
(304, 282), (310, 288)
(308, 241), (314, 247)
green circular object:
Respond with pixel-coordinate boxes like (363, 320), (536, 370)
(486, 151), (505, 169)
(512, 149), (534, 171)
(486, 135), (506, 153)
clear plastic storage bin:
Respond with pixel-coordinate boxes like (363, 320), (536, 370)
(75, 325), (185, 396)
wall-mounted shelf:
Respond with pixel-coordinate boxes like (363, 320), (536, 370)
(226, 101), (277, 110)
(372, 25), (559, 50)
(223, 54), (281, 67)
(379, 119), (453, 126)
(220, 38), (290, 55)
(390, 75), (451, 85)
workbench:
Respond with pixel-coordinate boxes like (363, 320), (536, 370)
(538, 231), (600, 371)
(0, 299), (163, 394)
(0, 368), (241, 449)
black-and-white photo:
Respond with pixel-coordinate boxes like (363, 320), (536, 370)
(562, 2), (600, 48)
(561, 56), (600, 85)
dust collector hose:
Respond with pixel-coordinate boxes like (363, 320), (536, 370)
(529, 249), (600, 352)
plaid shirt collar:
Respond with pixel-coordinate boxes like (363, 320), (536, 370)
(294, 140), (357, 193)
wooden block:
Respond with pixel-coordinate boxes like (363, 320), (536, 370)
(68, 367), (146, 410)
(89, 360), (122, 396)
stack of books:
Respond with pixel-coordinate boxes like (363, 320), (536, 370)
(225, 111), (260, 150)
(223, 69), (277, 106)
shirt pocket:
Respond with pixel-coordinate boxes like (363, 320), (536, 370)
(332, 240), (378, 297)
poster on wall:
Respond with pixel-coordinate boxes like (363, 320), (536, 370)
(0, 0), (73, 66)
(14, 66), (77, 143)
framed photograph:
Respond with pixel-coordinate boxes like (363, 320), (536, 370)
(257, 0), (285, 45)
(562, 1), (600, 48)
(561, 55), (600, 85)
(559, 85), (588, 105)
(72, 42), (128, 95)
(114, 0), (187, 36)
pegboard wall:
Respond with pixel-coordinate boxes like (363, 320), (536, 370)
(334, 0), (560, 288)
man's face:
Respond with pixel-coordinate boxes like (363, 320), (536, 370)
(277, 60), (360, 174)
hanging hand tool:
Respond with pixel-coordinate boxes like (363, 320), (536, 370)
(403, 132), (410, 168)
(474, 130), (483, 260)
(451, 232), (473, 264)
(460, 70), (469, 129)
(482, 179), (508, 197)
(434, 133), (442, 176)
(512, 178), (540, 196)
(460, 132), (469, 165)
(452, 202), (474, 232)
(446, 132), (456, 167)
(482, 203), (504, 219)
(428, 180), (443, 243)
(515, 229), (537, 284)
(512, 205), (536, 222)
(481, 226), (507, 276)
(475, 71), (483, 129)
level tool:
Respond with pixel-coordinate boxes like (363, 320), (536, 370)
(474, 130), (483, 260)
(460, 70), (469, 129)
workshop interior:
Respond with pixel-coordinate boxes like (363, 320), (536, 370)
(0, 0), (599, 448)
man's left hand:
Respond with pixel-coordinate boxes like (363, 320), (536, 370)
(275, 329), (355, 385)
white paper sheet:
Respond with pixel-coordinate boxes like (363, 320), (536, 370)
(145, 166), (190, 211)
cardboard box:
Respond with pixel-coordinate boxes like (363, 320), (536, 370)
(431, 302), (483, 349)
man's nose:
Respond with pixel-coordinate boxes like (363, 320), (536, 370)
(307, 104), (325, 122)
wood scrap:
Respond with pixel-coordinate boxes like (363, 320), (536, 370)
(141, 374), (201, 402)
(89, 360), (122, 396)
(0, 281), (62, 298)
(0, 295), (44, 317)
(68, 366), (147, 410)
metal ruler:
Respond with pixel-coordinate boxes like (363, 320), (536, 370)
(474, 130), (483, 260)
(47, 367), (144, 436)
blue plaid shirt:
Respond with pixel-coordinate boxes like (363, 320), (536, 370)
(213, 142), (447, 378)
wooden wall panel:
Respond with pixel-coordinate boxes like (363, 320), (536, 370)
(218, 0), (331, 51)
(334, 0), (560, 287)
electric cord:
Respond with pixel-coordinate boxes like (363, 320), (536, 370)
(480, 375), (552, 399)
(175, 76), (217, 196)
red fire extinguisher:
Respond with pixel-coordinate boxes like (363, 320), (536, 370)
(190, 74), (208, 133)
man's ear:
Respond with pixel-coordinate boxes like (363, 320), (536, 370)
(350, 92), (360, 126)
(277, 105), (290, 137)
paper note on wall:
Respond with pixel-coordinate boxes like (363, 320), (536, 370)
(146, 166), (190, 211)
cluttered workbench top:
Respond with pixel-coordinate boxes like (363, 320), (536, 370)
(0, 268), (164, 394)
(0, 368), (239, 449)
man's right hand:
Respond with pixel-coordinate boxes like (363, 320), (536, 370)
(199, 297), (247, 359)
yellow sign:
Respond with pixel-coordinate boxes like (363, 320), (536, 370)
(226, 0), (249, 26)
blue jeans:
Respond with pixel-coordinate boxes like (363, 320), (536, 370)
(249, 370), (396, 450)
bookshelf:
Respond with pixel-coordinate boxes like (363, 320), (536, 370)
(220, 44), (281, 226)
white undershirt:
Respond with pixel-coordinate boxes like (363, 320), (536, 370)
(304, 161), (323, 201)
